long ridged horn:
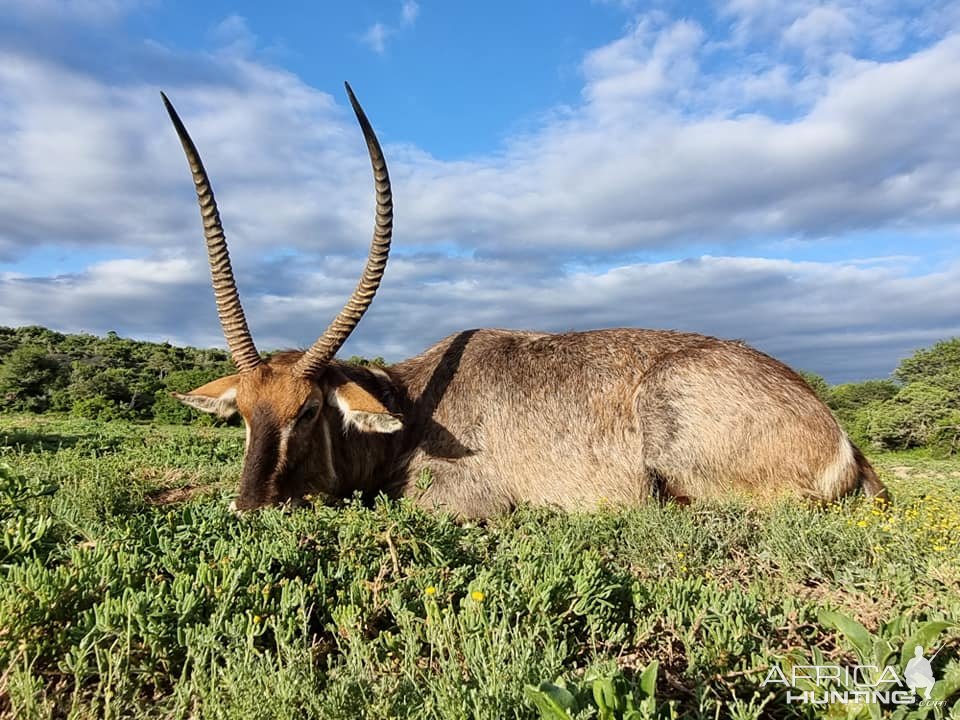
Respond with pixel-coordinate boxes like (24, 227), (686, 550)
(292, 82), (393, 378)
(162, 92), (262, 373)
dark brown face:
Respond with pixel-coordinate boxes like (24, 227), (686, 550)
(234, 397), (327, 510)
(234, 404), (332, 508)
(231, 366), (320, 510)
(173, 361), (403, 511)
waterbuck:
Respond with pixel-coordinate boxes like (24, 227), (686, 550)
(163, 84), (888, 517)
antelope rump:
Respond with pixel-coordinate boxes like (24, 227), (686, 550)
(164, 84), (888, 518)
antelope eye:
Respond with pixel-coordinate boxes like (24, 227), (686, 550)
(297, 404), (320, 423)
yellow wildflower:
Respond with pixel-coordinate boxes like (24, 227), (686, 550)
(471, 590), (485, 602)
(425, 586), (437, 596)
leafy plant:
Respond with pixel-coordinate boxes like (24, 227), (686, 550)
(0, 463), (58, 566)
(1, 414), (959, 719)
(525, 663), (666, 719)
(816, 609), (959, 720)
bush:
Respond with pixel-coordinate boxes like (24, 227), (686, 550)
(71, 395), (136, 422)
(0, 327), (240, 423)
(1, 325), (957, 455)
(822, 342), (960, 455)
(895, 337), (960, 386)
(931, 409), (960, 455)
(828, 379), (899, 417)
(0, 345), (69, 412)
(152, 369), (233, 425)
(68, 366), (160, 420)
(863, 383), (956, 451)
(829, 380), (900, 446)
(799, 372), (830, 402)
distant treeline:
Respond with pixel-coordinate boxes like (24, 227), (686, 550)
(0, 325), (957, 453)
(799, 339), (960, 455)
(0, 326), (384, 426)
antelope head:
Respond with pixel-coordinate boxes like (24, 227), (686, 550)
(163, 84), (401, 510)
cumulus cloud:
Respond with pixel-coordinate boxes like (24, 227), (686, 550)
(0, 4), (958, 381)
(582, 16), (705, 108)
(360, 23), (391, 55)
(2, 254), (958, 383)
(782, 5), (856, 58)
(401, 1), (420, 26)
(721, 0), (960, 67)
(4, 12), (959, 261)
(210, 15), (259, 57)
(360, 1), (419, 54)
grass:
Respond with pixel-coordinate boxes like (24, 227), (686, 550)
(1, 413), (958, 719)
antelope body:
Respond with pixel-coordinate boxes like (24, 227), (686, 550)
(164, 85), (887, 518)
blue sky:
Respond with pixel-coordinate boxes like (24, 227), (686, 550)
(0, 0), (959, 381)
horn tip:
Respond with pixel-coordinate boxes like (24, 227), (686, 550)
(344, 82), (364, 118)
(160, 92), (182, 126)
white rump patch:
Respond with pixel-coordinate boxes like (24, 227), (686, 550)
(818, 433), (856, 498)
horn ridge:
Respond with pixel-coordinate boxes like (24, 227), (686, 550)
(292, 83), (394, 378)
(161, 92), (261, 373)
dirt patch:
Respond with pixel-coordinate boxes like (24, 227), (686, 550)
(136, 467), (193, 484)
(146, 485), (209, 505)
(789, 580), (901, 633)
(887, 465), (915, 479)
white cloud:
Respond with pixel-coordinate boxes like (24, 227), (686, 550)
(582, 16), (705, 108)
(360, 1), (420, 54)
(361, 22), (391, 55)
(2, 254), (957, 383)
(783, 5), (856, 57)
(4, 15), (952, 266)
(401, 1), (420, 26)
(720, 0), (956, 60)
(0, 6), (958, 381)
(2, 19), (958, 265)
(210, 15), (259, 56)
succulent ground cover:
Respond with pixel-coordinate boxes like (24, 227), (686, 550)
(1, 415), (957, 719)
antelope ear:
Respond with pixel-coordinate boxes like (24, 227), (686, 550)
(172, 375), (240, 418)
(330, 380), (402, 434)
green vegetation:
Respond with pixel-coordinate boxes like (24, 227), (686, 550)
(804, 337), (960, 455)
(0, 326), (384, 425)
(2, 326), (958, 455)
(871, 338), (960, 453)
(1, 328), (959, 717)
(1, 415), (958, 719)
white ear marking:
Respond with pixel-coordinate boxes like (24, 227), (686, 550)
(173, 386), (238, 418)
(346, 411), (403, 434)
(327, 385), (403, 434)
